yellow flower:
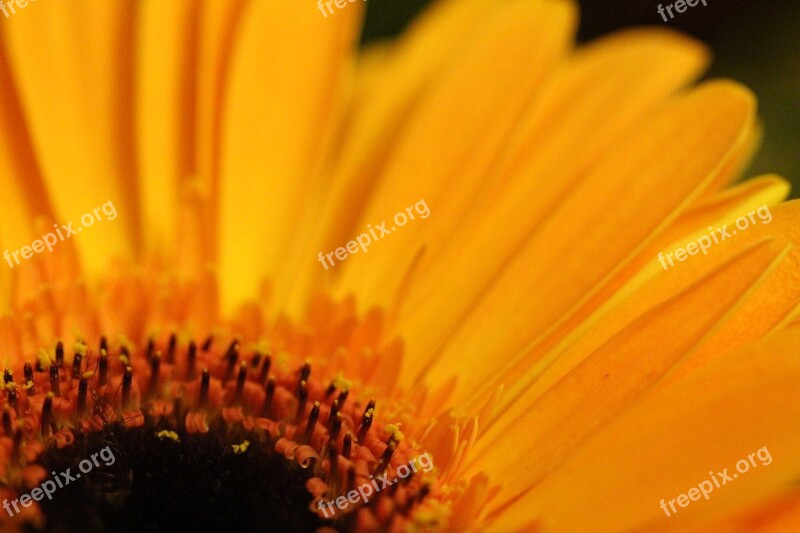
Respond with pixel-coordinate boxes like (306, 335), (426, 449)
(0, 0), (798, 531)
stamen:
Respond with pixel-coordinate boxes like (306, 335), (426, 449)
(202, 335), (213, 352)
(324, 381), (337, 398)
(99, 350), (108, 386)
(1, 409), (11, 435)
(259, 354), (271, 383)
(199, 368), (210, 406)
(299, 362), (311, 383)
(72, 353), (82, 380)
(327, 400), (340, 429)
(234, 363), (247, 404)
(302, 402), (320, 444)
(3, 368), (12, 384)
(363, 399), (375, 417)
(329, 413), (342, 442)
(146, 338), (155, 361)
(122, 367), (133, 408)
(262, 378), (275, 417)
(342, 432), (352, 459)
(167, 333), (177, 364)
(336, 389), (349, 408)
(7, 387), (18, 414)
(24, 363), (34, 396)
(149, 352), (161, 394)
(99, 336), (108, 354)
(375, 437), (397, 474)
(55, 340), (64, 367)
(223, 340), (239, 384)
(357, 407), (374, 443)
(319, 411), (340, 467)
(186, 341), (197, 380)
(49, 363), (60, 397)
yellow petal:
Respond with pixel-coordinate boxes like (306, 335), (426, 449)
(135, 0), (196, 257)
(218, 1), (362, 313)
(390, 28), (711, 379)
(472, 176), (791, 423)
(473, 201), (800, 475)
(0, 48), (52, 308)
(191, 0), (247, 272)
(336, 0), (578, 305)
(486, 325), (800, 531)
(279, 0), (512, 317)
(2, 0), (137, 273)
(411, 81), (755, 395)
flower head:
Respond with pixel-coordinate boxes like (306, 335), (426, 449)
(0, 0), (799, 531)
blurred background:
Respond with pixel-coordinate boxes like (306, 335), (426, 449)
(362, 0), (800, 198)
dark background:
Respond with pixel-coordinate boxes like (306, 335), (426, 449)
(362, 0), (800, 198)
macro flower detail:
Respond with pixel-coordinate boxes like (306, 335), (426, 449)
(0, 0), (799, 532)
(1, 311), (437, 531)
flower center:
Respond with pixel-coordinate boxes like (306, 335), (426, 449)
(1, 334), (433, 531)
(36, 425), (321, 531)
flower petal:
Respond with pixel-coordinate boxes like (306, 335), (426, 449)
(217, 1), (362, 312)
(2, 0), (137, 272)
(486, 325), (800, 531)
(336, 0), (578, 305)
(411, 81), (756, 396)
(390, 29), (712, 380)
(135, 0), (196, 257)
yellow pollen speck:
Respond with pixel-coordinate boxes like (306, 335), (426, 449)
(4, 383), (14, 392)
(387, 424), (405, 442)
(37, 349), (53, 367)
(22, 381), (33, 390)
(117, 335), (134, 354)
(232, 440), (250, 454)
(74, 341), (87, 357)
(156, 430), (180, 442)
(83, 371), (95, 379)
(332, 373), (353, 391)
(251, 340), (270, 354)
(119, 355), (130, 366)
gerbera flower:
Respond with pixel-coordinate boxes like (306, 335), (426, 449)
(0, 0), (798, 531)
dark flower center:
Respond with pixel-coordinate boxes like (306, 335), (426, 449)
(30, 422), (324, 533)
